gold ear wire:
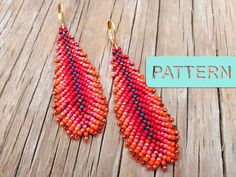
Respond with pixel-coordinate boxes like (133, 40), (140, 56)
(107, 20), (118, 49)
(58, 2), (64, 28)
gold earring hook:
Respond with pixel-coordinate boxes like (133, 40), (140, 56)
(107, 20), (118, 49)
(58, 2), (64, 28)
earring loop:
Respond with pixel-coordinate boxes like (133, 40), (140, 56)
(58, 2), (64, 28)
(107, 20), (118, 49)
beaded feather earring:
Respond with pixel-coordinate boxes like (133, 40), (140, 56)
(107, 20), (180, 171)
(52, 3), (108, 142)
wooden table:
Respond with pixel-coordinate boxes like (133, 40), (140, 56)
(0, 0), (236, 177)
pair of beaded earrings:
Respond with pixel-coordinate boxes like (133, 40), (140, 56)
(52, 3), (179, 171)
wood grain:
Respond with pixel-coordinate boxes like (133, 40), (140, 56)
(0, 0), (236, 177)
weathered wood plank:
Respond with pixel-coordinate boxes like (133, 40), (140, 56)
(0, 0), (53, 148)
(182, 0), (224, 176)
(213, 0), (236, 176)
(0, 0), (59, 176)
(219, 89), (236, 177)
